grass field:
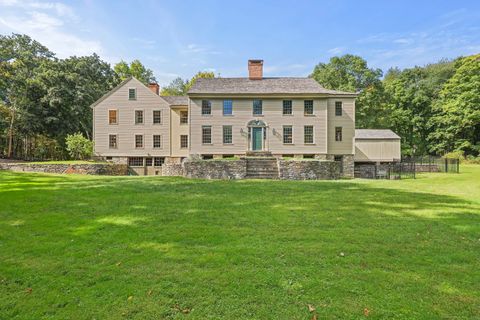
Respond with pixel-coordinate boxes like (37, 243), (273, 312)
(0, 166), (479, 319)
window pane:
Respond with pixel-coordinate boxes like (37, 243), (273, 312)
(153, 110), (162, 124)
(335, 127), (342, 141)
(223, 100), (233, 115)
(304, 100), (313, 115)
(128, 88), (136, 100)
(202, 100), (211, 115)
(109, 110), (117, 124)
(109, 135), (117, 148)
(154, 157), (165, 166)
(180, 111), (188, 124)
(145, 157), (153, 166)
(135, 135), (143, 148)
(135, 110), (143, 124)
(283, 100), (292, 115)
(180, 135), (188, 148)
(154, 157), (164, 166)
(128, 157), (143, 166)
(335, 101), (343, 116)
(202, 126), (212, 144)
(283, 126), (293, 144)
(223, 125), (232, 144)
(153, 135), (161, 148)
(304, 126), (314, 144)
(253, 99), (262, 115)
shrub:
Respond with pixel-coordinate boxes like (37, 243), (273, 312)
(443, 150), (464, 160)
(65, 133), (93, 160)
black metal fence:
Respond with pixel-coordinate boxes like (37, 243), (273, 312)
(354, 156), (460, 180)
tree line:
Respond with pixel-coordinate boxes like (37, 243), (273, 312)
(1, 33), (478, 160)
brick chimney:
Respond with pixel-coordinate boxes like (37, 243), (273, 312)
(148, 82), (159, 95)
(248, 59), (263, 80)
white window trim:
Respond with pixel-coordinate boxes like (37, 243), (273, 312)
(180, 135), (188, 149)
(202, 125), (213, 145)
(128, 87), (137, 100)
(283, 125), (294, 145)
(153, 109), (162, 125)
(153, 134), (162, 149)
(134, 134), (144, 149)
(134, 109), (145, 125)
(108, 109), (119, 125)
(222, 125), (233, 144)
(304, 125), (315, 145)
(108, 133), (118, 149)
(304, 100), (315, 116)
(335, 101), (343, 116)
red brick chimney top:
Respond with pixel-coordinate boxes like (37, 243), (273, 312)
(148, 82), (159, 95)
(248, 59), (263, 80)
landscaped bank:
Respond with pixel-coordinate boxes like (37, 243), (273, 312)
(0, 166), (479, 318)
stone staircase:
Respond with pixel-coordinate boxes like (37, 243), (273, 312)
(245, 156), (279, 179)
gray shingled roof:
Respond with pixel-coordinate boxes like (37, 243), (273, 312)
(188, 77), (357, 95)
(355, 129), (400, 139)
(160, 96), (189, 105)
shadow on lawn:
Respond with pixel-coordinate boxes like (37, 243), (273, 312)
(1, 171), (479, 318)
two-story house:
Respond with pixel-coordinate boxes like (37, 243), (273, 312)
(92, 60), (358, 176)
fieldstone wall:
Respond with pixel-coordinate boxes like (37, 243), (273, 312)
(342, 155), (355, 178)
(162, 163), (184, 176)
(0, 163), (129, 175)
(183, 159), (247, 179)
(277, 160), (341, 180)
(354, 163), (391, 179)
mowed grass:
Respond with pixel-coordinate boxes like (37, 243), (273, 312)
(0, 167), (479, 319)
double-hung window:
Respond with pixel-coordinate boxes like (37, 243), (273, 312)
(304, 126), (314, 144)
(223, 100), (233, 115)
(202, 126), (212, 144)
(304, 100), (314, 115)
(109, 134), (117, 149)
(128, 88), (136, 100)
(335, 127), (343, 141)
(153, 135), (161, 148)
(135, 134), (143, 148)
(180, 111), (188, 124)
(253, 99), (262, 115)
(153, 110), (162, 124)
(109, 110), (118, 124)
(283, 126), (293, 144)
(202, 100), (211, 115)
(180, 135), (188, 148)
(135, 110), (144, 124)
(335, 101), (343, 116)
(283, 100), (292, 115)
(223, 125), (232, 144)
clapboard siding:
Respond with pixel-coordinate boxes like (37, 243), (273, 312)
(189, 98), (328, 155)
(93, 78), (171, 156)
(170, 106), (189, 157)
(327, 98), (355, 154)
(355, 139), (401, 162)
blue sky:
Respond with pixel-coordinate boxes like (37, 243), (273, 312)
(1, 0), (479, 85)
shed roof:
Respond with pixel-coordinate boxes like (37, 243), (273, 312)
(160, 96), (189, 106)
(188, 77), (357, 96)
(355, 129), (400, 140)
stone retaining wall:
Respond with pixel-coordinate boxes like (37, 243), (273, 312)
(0, 163), (129, 175)
(162, 163), (184, 176)
(277, 160), (341, 180)
(183, 159), (247, 179)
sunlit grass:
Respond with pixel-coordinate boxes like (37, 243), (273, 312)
(0, 166), (479, 319)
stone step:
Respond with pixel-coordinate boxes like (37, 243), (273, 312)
(245, 151), (273, 157)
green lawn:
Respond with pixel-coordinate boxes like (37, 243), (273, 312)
(0, 167), (479, 319)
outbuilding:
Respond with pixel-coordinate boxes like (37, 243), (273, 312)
(354, 129), (401, 163)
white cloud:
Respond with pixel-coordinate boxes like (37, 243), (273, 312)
(182, 43), (221, 55)
(327, 47), (346, 55)
(0, 1), (102, 58)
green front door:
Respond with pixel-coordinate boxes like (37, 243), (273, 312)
(252, 127), (263, 151)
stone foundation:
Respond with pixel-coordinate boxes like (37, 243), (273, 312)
(277, 160), (341, 180)
(183, 159), (247, 179)
(162, 163), (184, 176)
(0, 163), (129, 175)
(342, 155), (355, 178)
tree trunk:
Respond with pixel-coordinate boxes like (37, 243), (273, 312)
(7, 108), (15, 158)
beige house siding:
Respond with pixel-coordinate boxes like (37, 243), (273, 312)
(93, 78), (171, 157)
(189, 97), (328, 155)
(355, 139), (401, 162)
(170, 106), (189, 157)
(327, 98), (355, 155)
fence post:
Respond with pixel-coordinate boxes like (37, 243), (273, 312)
(444, 158), (448, 172)
(413, 159), (416, 179)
